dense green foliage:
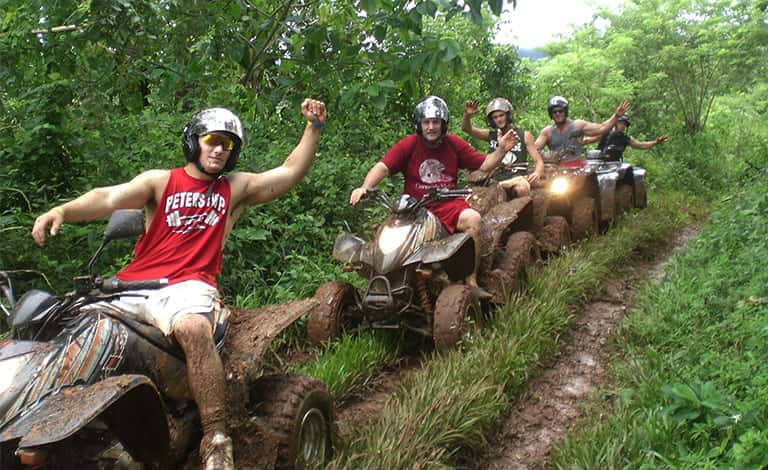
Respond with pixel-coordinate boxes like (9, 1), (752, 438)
(550, 172), (768, 468)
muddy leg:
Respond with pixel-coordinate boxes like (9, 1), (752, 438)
(457, 208), (483, 288)
(173, 314), (231, 467)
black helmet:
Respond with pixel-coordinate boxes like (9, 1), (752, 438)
(617, 114), (631, 127)
(547, 96), (569, 118)
(182, 108), (244, 174)
(413, 95), (449, 134)
(485, 97), (514, 129)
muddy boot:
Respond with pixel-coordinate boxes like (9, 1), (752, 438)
(201, 432), (234, 470)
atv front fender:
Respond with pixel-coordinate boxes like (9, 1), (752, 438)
(0, 375), (169, 464)
(404, 232), (475, 281)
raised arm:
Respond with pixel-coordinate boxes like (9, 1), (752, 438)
(32, 169), (165, 246)
(629, 135), (669, 150)
(350, 162), (390, 205)
(579, 100), (631, 137)
(461, 100), (490, 141)
(236, 99), (326, 206)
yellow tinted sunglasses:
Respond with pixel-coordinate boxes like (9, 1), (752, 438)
(201, 133), (235, 151)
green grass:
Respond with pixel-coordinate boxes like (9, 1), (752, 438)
(315, 193), (694, 468)
(291, 330), (401, 398)
(550, 178), (768, 469)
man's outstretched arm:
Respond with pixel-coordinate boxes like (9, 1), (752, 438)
(32, 170), (164, 246)
(238, 98), (327, 206)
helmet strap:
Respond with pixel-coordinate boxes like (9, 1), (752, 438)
(194, 159), (224, 178)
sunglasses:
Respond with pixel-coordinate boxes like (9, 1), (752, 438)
(551, 109), (566, 115)
(201, 133), (235, 151)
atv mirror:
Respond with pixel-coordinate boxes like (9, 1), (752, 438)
(104, 210), (145, 242)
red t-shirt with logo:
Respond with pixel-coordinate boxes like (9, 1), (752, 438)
(117, 167), (231, 288)
(380, 134), (486, 199)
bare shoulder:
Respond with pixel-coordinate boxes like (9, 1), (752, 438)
(572, 119), (589, 129)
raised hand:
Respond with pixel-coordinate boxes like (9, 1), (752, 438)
(464, 99), (480, 116)
(302, 98), (327, 123)
(615, 100), (631, 116)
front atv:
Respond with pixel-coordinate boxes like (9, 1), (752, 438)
(307, 188), (484, 351)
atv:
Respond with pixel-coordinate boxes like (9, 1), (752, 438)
(308, 186), (541, 351)
(0, 210), (334, 469)
(586, 146), (648, 213)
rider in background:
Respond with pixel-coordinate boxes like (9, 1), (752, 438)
(349, 95), (518, 293)
(461, 97), (544, 197)
(535, 96), (630, 166)
(31, 99), (327, 470)
(582, 114), (669, 161)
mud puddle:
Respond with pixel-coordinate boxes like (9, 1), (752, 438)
(473, 225), (699, 470)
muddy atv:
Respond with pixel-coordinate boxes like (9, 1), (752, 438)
(586, 146), (648, 213)
(539, 162), (605, 241)
(308, 188), (492, 351)
(0, 210), (334, 470)
(462, 164), (543, 301)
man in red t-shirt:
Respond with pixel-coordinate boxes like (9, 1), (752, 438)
(32, 99), (327, 469)
(350, 95), (518, 290)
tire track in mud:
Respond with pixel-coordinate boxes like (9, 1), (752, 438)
(334, 354), (426, 439)
(472, 225), (699, 470)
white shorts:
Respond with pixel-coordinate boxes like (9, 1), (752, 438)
(87, 280), (224, 336)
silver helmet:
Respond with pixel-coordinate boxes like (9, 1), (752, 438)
(485, 97), (514, 128)
(413, 95), (449, 134)
(547, 96), (569, 118)
(182, 107), (244, 173)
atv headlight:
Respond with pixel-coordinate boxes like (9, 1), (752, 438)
(378, 224), (412, 255)
(551, 177), (569, 195)
(0, 354), (32, 395)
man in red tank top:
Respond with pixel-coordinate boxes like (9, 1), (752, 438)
(349, 95), (519, 292)
(32, 99), (327, 470)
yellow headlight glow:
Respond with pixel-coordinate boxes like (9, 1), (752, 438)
(551, 177), (569, 195)
(378, 224), (412, 255)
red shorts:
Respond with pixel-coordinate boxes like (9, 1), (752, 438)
(427, 198), (472, 234)
(560, 160), (587, 168)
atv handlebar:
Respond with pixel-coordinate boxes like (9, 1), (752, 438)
(98, 277), (169, 294)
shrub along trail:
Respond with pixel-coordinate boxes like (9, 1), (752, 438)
(322, 195), (700, 469)
(474, 225), (700, 469)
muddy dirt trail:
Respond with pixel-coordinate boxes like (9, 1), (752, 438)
(472, 225), (699, 470)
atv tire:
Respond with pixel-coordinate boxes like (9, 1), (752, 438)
(252, 374), (334, 470)
(615, 183), (634, 216)
(538, 216), (571, 256)
(307, 281), (355, 347)
(433, 285), (484, 351)
(496, 231), (540, 295)
(570, 196), (598, 241)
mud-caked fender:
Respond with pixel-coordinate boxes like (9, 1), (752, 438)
(403, 232), (476, 282)
(478, 196), (533, 273)
(0, 375), (169, 464)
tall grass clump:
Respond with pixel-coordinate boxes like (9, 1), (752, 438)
(291, 331), (401, 399)
(550, 175), (768, 468)
(323, 194), (692, 468)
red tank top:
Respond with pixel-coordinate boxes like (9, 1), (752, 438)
(117, 167), (231, 288)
